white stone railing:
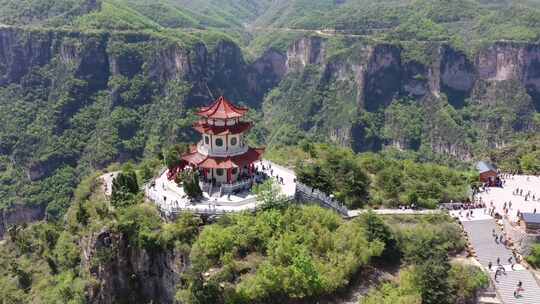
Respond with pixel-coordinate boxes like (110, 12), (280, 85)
(196, 142), (248, 157)
(220, 179), (253, 194)
(295, 182), (349, 216)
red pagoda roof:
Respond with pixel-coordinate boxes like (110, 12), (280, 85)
(182, 148), (264, 169)
(193, 121), (253, 135)
(197, 96), (248, 119)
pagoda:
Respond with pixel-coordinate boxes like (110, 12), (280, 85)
(169, 96), (264, 194)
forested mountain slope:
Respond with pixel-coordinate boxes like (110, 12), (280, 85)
(0, 1), (539, 304)
(0, 0), (539, 233)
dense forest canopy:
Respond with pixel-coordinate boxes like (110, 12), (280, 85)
(0, 1), (539, 303)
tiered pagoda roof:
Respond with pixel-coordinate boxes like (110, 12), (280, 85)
(182, 148), (264, 169)
(196, 96), (248, 119)
(174, 96), (264, 172)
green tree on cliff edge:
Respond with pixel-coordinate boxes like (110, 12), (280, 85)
(111, 170), (139, 207)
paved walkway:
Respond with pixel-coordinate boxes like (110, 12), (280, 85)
(477, 175), (540, 222)
(455, 209), (540, 304)
(138, 160), (298, 216)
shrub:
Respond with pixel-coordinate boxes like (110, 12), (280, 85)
(526, 244), (540, 268)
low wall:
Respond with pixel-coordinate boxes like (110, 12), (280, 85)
(503, 220), (540, 256)
(295, 182), (349, 216)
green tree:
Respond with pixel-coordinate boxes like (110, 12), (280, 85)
(358, 211), (400, 263)
(448, 264), (489, 303)
(526, 244), (540, 268)
(413, 247), (452, 304)
(111, 170), (139, 207)
(296, 162), (333, 194)
(75, 202), (89, 226)
(181, 170), (203, 200)
(164, 144), (189, 169)
(253, 179), (288, 211)
(53, 232), (81, 271)
(521, 152), (540, 175)
(338, 162), (371, 208)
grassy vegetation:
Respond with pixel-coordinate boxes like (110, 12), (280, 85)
(269, 143), (473, 209)
(177, 207), (480, 304)
(526, 244), (540, 268)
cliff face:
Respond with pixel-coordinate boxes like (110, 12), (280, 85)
(82, 230), (187, 304)
(0, 204), (46, 237)
(274, 36), (539, 157)
(286, 36), (326, 73)
(476, 42), (540, 110)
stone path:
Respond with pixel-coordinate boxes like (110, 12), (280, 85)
(138, 160), (299, 216)
(462, 219), (513, 267)
(100, 171), (119, 196)
(477, 175), (540, 222)
(457, 210), (540, 304)
(256, 160), (297, 198)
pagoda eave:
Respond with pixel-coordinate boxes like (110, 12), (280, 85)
(193, 121), (253, 135)
(181, 148), (265, 169)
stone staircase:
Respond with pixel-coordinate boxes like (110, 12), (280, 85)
(462, 219), (540, 304)
(463, 220), (514, 267)
(490, 270), (540, 304)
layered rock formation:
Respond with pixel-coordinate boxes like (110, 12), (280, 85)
(269, 36), (539, 157)
(82, 230), (187, 304)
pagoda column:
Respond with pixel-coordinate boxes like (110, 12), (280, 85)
(226, 168), (231, 184)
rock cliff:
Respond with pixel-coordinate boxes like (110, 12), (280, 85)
(0, 204), (46, 237)
(272, 36), (540, 157)
(82, 229), (187, 304)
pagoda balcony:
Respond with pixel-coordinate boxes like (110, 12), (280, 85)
(219, 178), (254, 194)
(197, 141), (249, 157)
(199, 178), (255, 195)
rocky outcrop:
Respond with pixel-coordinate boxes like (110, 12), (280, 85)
(83, 230), (187, 304)
(286, 36), (326, 73)
(476, 42), (540, 110)
(362, 44), (402, 111)
(0, 28), (55, 85)
(438, 45), (475, 107)
(275, 37), (539, 154)
(247, 49), (287, 101)
(0, 204), (46, 237)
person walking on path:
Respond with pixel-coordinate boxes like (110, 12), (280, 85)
(514, 281), (524, 298)
(488, 261), (492, 270)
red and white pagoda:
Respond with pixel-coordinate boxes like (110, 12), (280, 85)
(169, 96), (264, 194)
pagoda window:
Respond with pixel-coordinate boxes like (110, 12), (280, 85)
(216, 169), (224, 176)
(232, 168), (238, 175)
(230, 137), (237, 146)
(204, 136), (210, 145)
(215, 138), (224, 147)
